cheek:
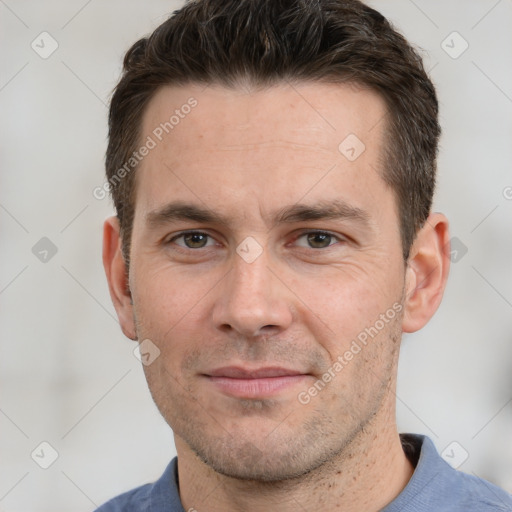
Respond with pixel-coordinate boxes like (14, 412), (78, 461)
(133, 259), (209, 323)
(131, 265), (211, 368)
(287, 259), (403, 350)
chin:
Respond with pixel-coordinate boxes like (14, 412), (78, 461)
(180, 415), (353, 483)
(194, 443), (321, 482)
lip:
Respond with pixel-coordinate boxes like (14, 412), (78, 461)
(207, 366), (306, 379)
(203, 366), (310, 398)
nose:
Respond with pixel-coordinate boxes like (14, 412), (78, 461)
(212, 247), (293, 339)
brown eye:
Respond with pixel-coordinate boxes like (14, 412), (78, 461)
(307, 233), (333, 248)
(168, 232), (214, 249)
(183, 233), (209, 248)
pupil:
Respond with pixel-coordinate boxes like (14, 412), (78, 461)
(309, 233), (330, 248)
(186, 234), (206, 248)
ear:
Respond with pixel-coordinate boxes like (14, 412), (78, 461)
(402, 213), (450, 333)
(102, 216), (137, 340)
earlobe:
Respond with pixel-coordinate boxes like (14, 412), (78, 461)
(402, 213), (451, 333)
(102, 216), (137, 340)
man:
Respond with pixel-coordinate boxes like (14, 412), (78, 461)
(98, 0), (512, 510)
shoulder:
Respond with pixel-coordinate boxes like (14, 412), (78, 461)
(385, 434), (512, 512)
(448, 469), (512, 511)
(95, 483), (153, 512)
(94, 458), (184, 512)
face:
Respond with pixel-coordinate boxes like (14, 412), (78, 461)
(127, 82), (407, 480)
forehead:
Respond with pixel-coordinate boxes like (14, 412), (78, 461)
(134, 81), (391, 223)
(142, 81), (386, 148)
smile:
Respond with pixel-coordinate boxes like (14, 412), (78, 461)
(203, 367), (310, 398)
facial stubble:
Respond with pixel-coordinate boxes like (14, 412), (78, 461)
(134, 300), (404, 484)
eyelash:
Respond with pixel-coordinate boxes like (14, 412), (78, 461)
(165, 230), (344, 252)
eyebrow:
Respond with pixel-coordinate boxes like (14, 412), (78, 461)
(145, 199), (371, 230)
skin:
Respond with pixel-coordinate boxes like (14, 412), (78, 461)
(103, 82), (450, 511)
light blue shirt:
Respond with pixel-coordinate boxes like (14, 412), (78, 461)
(96, 434), (512, 511)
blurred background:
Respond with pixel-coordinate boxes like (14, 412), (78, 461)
(1, 0), (511, 510)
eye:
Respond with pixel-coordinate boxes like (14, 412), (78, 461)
(294, 231), (342, 249)
(167, 231), (216, 249)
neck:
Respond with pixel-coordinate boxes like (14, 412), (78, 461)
(176, 405), (414, 512)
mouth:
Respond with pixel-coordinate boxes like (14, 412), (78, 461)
(203, 366), (310, 398)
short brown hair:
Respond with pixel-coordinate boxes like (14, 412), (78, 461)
(106, 0), (440, 264)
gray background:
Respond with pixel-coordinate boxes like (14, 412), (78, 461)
(1, 0), (511, 510)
